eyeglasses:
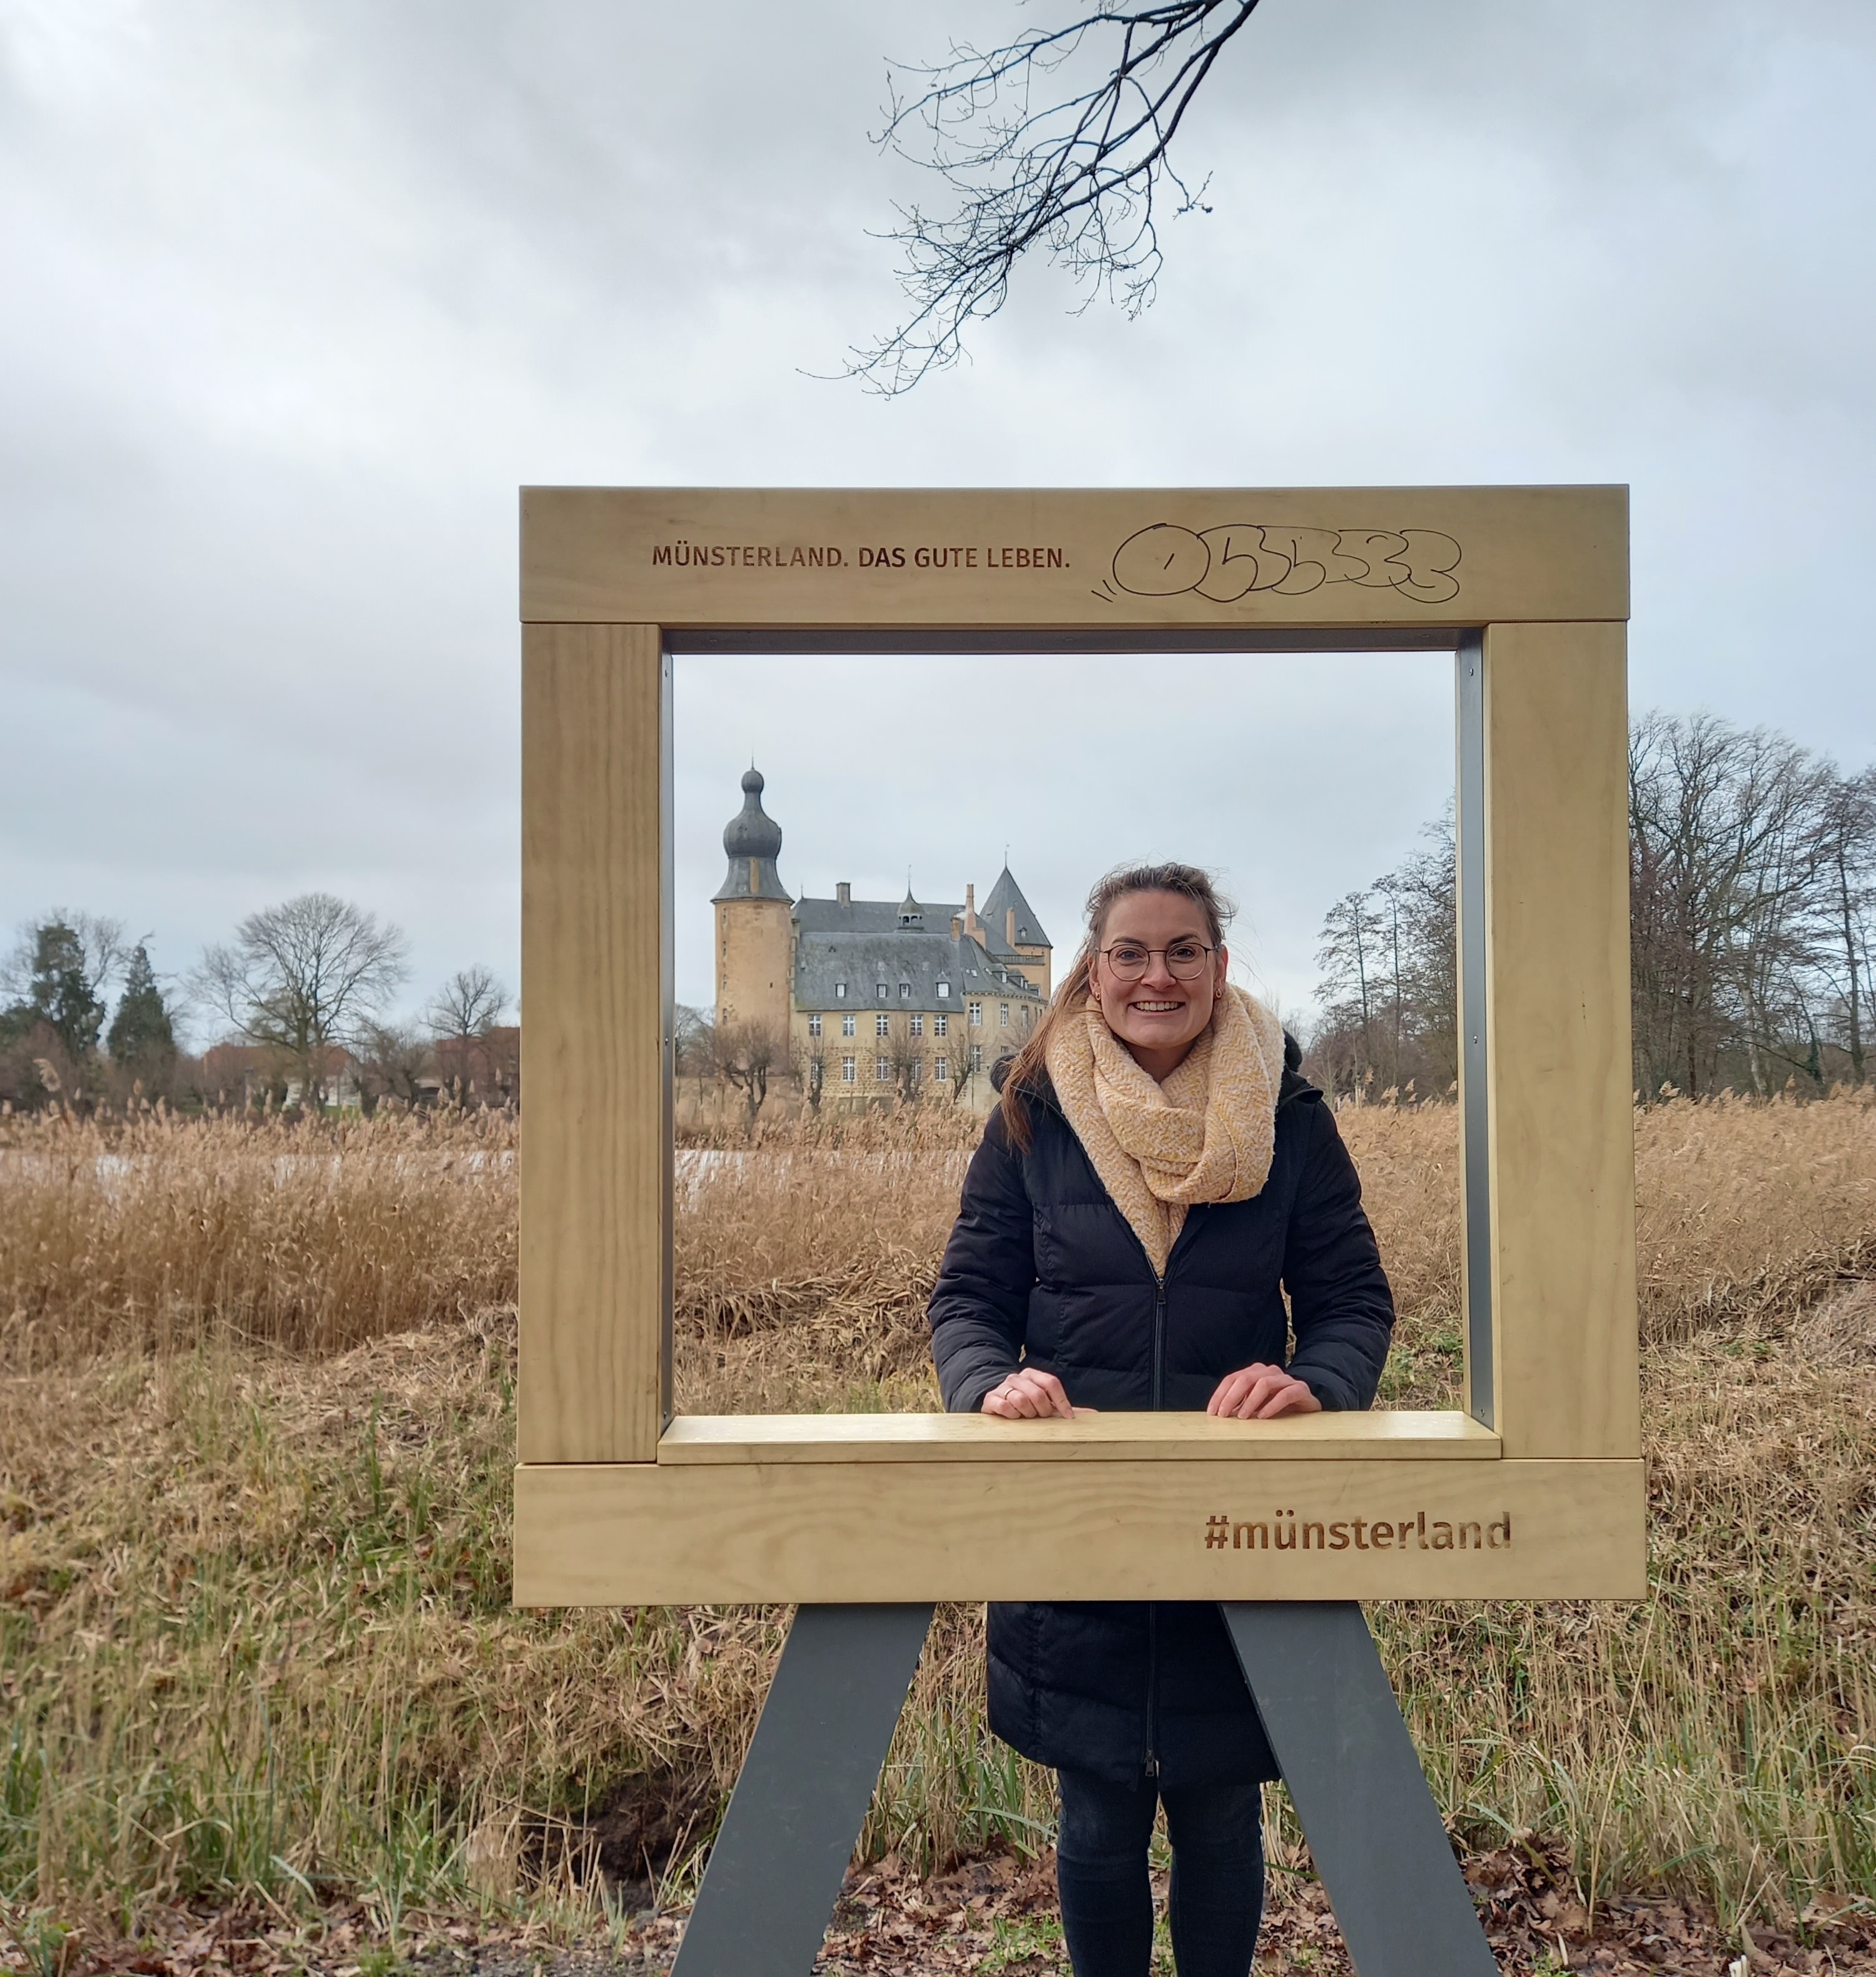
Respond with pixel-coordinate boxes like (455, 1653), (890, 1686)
(1097, 940), (1215, 983)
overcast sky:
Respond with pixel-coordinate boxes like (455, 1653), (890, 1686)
(3, 0), (1872, 1032)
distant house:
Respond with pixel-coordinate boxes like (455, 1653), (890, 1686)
(200, 1041), (362, 1111)
(712, 767), (1049, 1107)
(434, 1025), (520, 1107)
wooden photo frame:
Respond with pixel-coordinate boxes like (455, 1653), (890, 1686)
(512, 487), (1643, 1606)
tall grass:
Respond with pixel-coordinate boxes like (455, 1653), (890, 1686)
(3, 1091), (1875, 1939)
(0, 1110), (519, 1368)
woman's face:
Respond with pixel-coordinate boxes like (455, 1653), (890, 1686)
(1087, 889), (1228, 1075)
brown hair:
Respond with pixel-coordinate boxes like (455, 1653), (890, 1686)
(997, 861), (1236, 1151)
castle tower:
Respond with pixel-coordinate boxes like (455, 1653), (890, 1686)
(980, 864), (1053, 996)
(712, 767), (793, 1037)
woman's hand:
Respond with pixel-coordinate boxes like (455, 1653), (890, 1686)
(982, 1368), (1078, 1418)
(1206, 1363), (1322, 1420)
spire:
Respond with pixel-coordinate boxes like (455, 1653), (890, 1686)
(981, 864), (1050, 951)
(712, 766), (790, 903)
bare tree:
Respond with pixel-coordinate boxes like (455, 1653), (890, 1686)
(357, 1019), (434, 1111)
(794, 1034), (829, 1115)
(191, 893), (410, 1111)
(425, 964), (509, 1042)
(1306, 723), (1876, 1105)
(1306, 813), (1457, 1101)
(886, 1021), (926, 1105)
(675, 1004), (716, 1113)
(714, 1018), (788, 1130)
(852, 3), (1265, 392)
(1629, 714), (1833, 1098)
(1814, 770), (1876, 1085)
(1313, 889), (1381, 1090)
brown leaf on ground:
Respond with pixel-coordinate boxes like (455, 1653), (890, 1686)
(13, 1859), (1876, 1977)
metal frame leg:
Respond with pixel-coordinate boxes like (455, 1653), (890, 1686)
(1222, 1602), (1499, 1977)
(670, 1603), (935, 1977)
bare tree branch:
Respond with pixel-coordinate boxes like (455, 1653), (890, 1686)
(190, 892), (409, 1110)
(848, 1), (1263, 394)
(425, 964), (509, 1044)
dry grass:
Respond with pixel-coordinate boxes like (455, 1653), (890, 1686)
(3, 1091), (1876, 1947)
(0, 1110), (519, 1369)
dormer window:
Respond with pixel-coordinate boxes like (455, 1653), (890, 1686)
(899, 981), (911, 998)
(835, 982), (847, 999)
(936, 980), (951, 999)
(876, 981), (888, 1001)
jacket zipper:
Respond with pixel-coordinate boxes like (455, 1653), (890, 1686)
(1143, 1270), (1168, 1779)
(1143, 1604), (1160, 1778)
(1150, 1271), (1167, 1410)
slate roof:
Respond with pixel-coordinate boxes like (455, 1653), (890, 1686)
(980, 865), (1052, 951)
(794, 881), (1047, 959)
(712, 767), (791, 903)
(795, 895), (966, 937)
(794, 929), (1043, 1014)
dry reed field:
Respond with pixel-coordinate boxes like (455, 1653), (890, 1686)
(4, 1093), (1876, 1973)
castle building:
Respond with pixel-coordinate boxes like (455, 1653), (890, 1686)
(712, 768), (1050, 1106)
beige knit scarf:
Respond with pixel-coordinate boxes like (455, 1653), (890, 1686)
(1045, 983), (1285, 1276)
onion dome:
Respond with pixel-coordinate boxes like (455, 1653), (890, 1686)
(713, 767), (790, 903)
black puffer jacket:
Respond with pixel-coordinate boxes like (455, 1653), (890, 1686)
(927, 1039), (1394, 1786)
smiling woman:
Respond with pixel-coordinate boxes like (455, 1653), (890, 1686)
(514, 478), (1641, 1977)
(928, 857), (1396, 1974)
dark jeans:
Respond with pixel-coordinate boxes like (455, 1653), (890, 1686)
(1055, 1767), (1265, 1977)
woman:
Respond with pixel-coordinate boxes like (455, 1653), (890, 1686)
(928, 862), (1394, 1977)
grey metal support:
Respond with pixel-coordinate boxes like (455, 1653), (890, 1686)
(1223, 1602), (1499, 1977)
(671, 1603), (935, 1977)
(1456, 632), (1494, 1429)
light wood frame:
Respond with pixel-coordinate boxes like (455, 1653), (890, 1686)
(514, 487), (1643, 1604)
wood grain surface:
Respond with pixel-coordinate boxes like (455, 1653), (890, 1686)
(521, 486), (1628, 630)
(1483, 622), (1641, 1460)
(656, 1410), (1502, 1463)
(519, 623), (670, 1462)
(514, 1455), (1646, 1604)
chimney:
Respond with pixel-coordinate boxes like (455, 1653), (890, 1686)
(963, 883), (981, 939)
(836, 881), (851, 906)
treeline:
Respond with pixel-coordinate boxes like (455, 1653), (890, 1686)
(0, 893), (516, 1116)
(1309, 711), (1876, 1101)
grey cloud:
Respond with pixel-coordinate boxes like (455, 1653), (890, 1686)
(1, 0), (1871, 1031)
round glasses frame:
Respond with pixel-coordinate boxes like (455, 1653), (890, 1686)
(1096, 941), (1217, 984)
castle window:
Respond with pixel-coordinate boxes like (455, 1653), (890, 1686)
(934, 1056), (949, 1081)
(970, 1045), (983, 1071)
(936, 980), (950, 999)
(968, 1000), (983, 1026)
(900, 981), (911, 998)
(876, 981), (888, 1001)
(808, 1013), (821, 1038)
(934, 1012), (948, 1038)
(841, 1056), (856, 1083)
(1000, 1003), (1010, 1026)
(835, 982), (846, 999)
(875, 1056), (891, 1081)
(876, 1013), (891, 1038)
(908, 1057), (922, 1085)
(841, 1013), (856, 1037)
(910, 1014), (924, 1037)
